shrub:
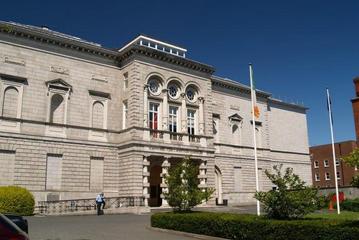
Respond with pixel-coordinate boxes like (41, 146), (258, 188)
(151, 212), (359, 240)
(351, 175), (359, 188)
(0, 186), (35, 216)
(164, 157), (214, 212)
(255, 164), (323, 219)
(340, 199), (359, 212)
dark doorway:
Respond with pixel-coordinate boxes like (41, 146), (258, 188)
(149, 165), (162, 207)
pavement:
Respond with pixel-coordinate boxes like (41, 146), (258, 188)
(25, 205), (257, 240)
(26, 214), (197, 240)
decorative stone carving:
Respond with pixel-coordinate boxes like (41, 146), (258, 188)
(50, 65), (69, 75)
(4, 55), (25, 66)
(91, 74), (108, 83)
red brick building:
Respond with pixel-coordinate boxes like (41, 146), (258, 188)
(310, 141), (357, 188)
(310, 77), (359, 188)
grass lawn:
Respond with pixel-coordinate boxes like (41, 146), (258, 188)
(306, 210), (359, 220)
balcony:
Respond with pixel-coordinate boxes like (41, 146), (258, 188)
(144, 129), (207, 147)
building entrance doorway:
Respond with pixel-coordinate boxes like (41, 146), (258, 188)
(149, 165), (162, 207)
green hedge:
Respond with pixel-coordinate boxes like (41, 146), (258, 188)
(341, 199), (359, 212)
(151, 212), (359, 240)
(0, 186), (35, 216)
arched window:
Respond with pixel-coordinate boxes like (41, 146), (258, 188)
(92, 101), (104, 129)
(2, 87), (19, 118)
(50, 94), (64, 124)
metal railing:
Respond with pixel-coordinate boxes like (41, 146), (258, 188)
(36, 196), (145, 215)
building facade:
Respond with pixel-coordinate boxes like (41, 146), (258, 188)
(0, 21), (311, 207)
(310, 141), (358, 188)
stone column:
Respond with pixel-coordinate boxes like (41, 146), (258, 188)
(143, 85), (148, 128)
(199, 160), (207, 188)
(198, 97), (205, 135)
(181, 93), (187, 133)
(142, 156), (150, 206)
(162, 89), (168, 131)
(160, 157), (170, 206)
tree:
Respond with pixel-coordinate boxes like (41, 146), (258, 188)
(254, 164), (323, 219)
(163, 157), (214, 212)
(342, 148), (359, 188)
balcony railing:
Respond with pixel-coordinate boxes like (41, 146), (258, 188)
(146, 129), (207, 146)
(35, 196), (144, 215)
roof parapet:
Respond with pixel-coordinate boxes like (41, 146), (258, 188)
(118, 35), (187, 58)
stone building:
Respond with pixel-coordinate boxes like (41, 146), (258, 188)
(0, 21), (311, 207)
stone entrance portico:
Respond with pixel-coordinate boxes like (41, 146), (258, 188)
(143, 155), (208, 207)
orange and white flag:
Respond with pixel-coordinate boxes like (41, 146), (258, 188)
(250, 64), (260, 119)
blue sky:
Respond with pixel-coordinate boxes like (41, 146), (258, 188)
(2, 0), (358, 146)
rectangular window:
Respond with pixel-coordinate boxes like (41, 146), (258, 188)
(0, 151), (15, 186)
(314, 161), (319, 168)
(325, 172), (330, 181)
(324, 160), (329, 167)
(123, 101), (128, 129)
(90, 157), (104, 191)
(169, 106), (178, 133)
(336, 171), (341, 180)
(46, 154), (62, 190)
(187, 109), (196, 135)
(315, 173), (320, 182)
(149, 103), (159, 130)
(336, 159), (340, 166)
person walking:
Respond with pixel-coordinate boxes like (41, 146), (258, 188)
(96, 192), (105, 215)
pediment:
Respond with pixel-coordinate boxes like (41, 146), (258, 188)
(46, 78), (72, 91)
(228, 113), (243, 122)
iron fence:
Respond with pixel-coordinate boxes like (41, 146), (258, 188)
(36, 196), (145, 215)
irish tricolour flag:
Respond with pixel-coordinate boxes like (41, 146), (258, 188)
(249, 64), (260, 119)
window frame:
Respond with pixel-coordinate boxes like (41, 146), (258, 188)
(187, 108), (196, 135)
(314, 161), (319, 168)
(168, 105), (178, 133)
(315, 173), (320, 182)
(325, 172), (330, 181)
(336, 159), (340, 166)
(0, 79), (24, 118)
(324, 159), (329, 167)
(149, 102), (160, 130)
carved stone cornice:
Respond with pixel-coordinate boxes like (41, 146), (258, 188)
(211, 76), (271, 99)
(0, 22), (118, 61)
(118, 45), (215, 75)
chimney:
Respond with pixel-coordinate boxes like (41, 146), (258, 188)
(354, 77), (359, 97)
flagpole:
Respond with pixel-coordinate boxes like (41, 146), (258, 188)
(326, 88), (340, 214)
(249, 63), (260, 216)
